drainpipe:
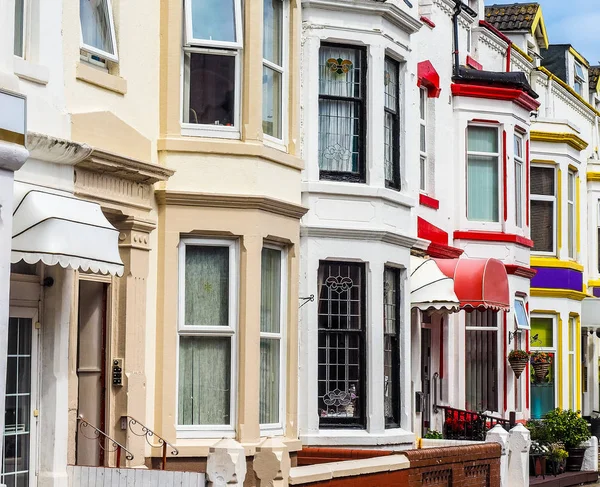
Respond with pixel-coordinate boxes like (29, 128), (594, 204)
(506, 44), (511, 72)
(453, 0), (463, 77)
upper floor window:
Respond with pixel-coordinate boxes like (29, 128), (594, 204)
(574, 61), (586, 96)
(419, 88), (428, 192)
(263, 0), (286, 142)
(466, 126), (499, 222)
(530, 166), (556, 254)
(14, 0), (26, 58)
(318, 44), (366, 183)
(514, 133), (525, 228)
(384, 57), (400, 189)
(79, 0), (118, 63)
(182, 0), (243, 136)
(567, 170), (576, 259)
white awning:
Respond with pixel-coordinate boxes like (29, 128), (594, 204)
(582, 298), (600, 329)
(410, 256), (460, 313)
(11, 182), (124, 276)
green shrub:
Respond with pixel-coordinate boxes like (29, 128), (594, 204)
(423, 430), (443, 439)
(543, 409), (590, 449)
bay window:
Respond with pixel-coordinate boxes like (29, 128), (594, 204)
(318, 44), (366, 182)
(263, 0), (286, 141)
(177, 239), (237, 435)
(467, 126), (500, 222)
(260, 247), (286, 430)
(182, 0), (242, 135)
(419, 88), (427, 192)
(79, 0), (118, 62)
(383, 267), (401, 428)
(530, 166), (556, 254)
(384, 57), (400, 189)
(567, 170), (576, 259)
(514, 134), (524, 228)
(317, 262), (366, 428)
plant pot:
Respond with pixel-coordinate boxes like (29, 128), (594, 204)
(530, 454), (546, 477)
(566, 447), (586, 471)
(508, 357), (528, 378)
(546, 459), (566, 476)
(532, 362), (551, 382)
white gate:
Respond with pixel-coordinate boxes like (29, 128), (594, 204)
(67, 466), (206, 487)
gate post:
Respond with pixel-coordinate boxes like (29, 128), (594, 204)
(206, 438), (247, 486)
(486, 424), (509, 487)
(253, 437), (291, 487)
(508, 424), (530, 487)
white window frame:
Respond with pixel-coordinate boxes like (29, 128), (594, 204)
(466, 124), (501, 224)
(262, 0), (289, 149)
(419, 87), (428, 193)
(530, 314), (558, 411)
(567, 170), (576, 260)
(259, 244), (287, 435)
(574, 61), (585, 96)
(514, 297), (529, 330)
(79, 0), (119, 63)
(176, 238), (238, 438)
(514, 133), (525, 228)
(13, 0), (28, 59)
(531, 164), (557, 256)
(568, 316), (576, 410)
(184, 0), (243, 50)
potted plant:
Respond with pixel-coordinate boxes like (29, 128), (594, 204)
(508, 349), (529, 378)
(530, 351), (553, 382)
(543, 409), (591, 471)
(527, 419), (551, 477)
(546, 442), (568, 475)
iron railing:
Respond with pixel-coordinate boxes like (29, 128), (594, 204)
(77, 415), (134, 468)
(120, 416), (179, 470)
(437, 406), (514, 441)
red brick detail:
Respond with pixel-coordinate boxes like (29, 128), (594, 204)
(419, 193), (440, 209)
(466, 55), (483, 70)
(420, 16), (436, 28)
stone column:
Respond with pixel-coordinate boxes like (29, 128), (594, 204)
(253, 437), (291, 487)
(486, 424), (509, 487)
(206, 438), (247, 486)
(507, 424), (530, 487)
(113, 216), (156, 466)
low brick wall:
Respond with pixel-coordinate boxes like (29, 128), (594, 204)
(297, 447), (395, 466)
(290, 443), (501, 487)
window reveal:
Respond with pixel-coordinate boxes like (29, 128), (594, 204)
(317, 262), (366, 427)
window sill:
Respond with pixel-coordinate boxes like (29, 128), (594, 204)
(176, 427), (236, 439)
(13, 56), (49, 85)
(263, 134), (287, 152)
(76, 62), (127, 95)
(302, 181), (416, 209)
(300, 428), (415, 447)
(181, 124), (240, 140)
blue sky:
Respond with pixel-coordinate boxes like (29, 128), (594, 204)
(484, 0), (600, 64)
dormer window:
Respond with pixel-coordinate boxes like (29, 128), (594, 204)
(574, 61), (586, 96)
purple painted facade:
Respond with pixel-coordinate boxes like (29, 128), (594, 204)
(593, 287), (600, 298)
(531, 267), (583, 292)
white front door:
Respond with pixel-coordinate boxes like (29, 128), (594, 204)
(3, 308), (39, 487)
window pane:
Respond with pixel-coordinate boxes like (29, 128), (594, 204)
(575, 62), (585, 79)
(185, 246), (229, 327)
(420, 156), (427, 191)
(468, 127), (498, 153)
(531, 200), (554, 252)
(531, 317), (553, 347)
(514, 299), (529, 329)
(178, 336), (231, 425)
(419, 89), (426, 120)
(515, 160), (523, 227)
(384, 111), (394, 182)
(261, 248), (281, 334)
(384, 58), (398, 112)
(262, 66), (282, 139)
(184, 52), (235, 126)
(318, 99), (359, 173)
(190, 0), (236, 43)
(260, 338), (280, 424)
(514, 135), (523, 159)
(530, 353), (555, 419)
(568, 172), (575, 201)
(467, 155), (499, 222)
(568, 202), (575, 258)
(80, 0), (115, 56)
(531, 166), (554, 195)
(263, 0), (282, 65)
(383, 268), (400, 427)
(14, 0), (24, 57)
(319, 47), (362, 98)
(420, 123), (426, 152)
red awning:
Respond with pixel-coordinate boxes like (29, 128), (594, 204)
(432, 258), (510, 311)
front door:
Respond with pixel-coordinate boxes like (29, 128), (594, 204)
(3, 309), (39, 487)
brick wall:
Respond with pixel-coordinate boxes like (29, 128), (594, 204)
(294, 444), (501, 487)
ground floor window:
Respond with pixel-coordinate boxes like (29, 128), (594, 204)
(530, 315), (556, 419)
(465, 310), (499, 412)
(317, 262), (366, 428)
(383, 267), (401, 428)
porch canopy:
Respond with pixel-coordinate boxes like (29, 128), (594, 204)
(11, 182), (124, 276)
(433, 257), (510, 312)
(582, 298), (600, 329)
(410, 256), (460, 312)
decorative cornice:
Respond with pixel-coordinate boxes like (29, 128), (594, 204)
(156, 190), (308, 220)
(426, 241), (464, 259)
(530, 257), (584, 272)
(474, 27), (507, 57)
(587, 172), (600, 183)
(453, 230), (533, 248)
(530, 288), (588, 301)
(529, 131), (589, 151)
(27, 132), (93, 165)
(451, 83), (540, 112)
(432, 0), (474, 27)
(301, 0), (422, 34)
(505, 264), (537, 279)
(301, 225), (417, 249)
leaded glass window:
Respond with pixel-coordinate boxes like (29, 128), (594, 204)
(384, 57), (400, 189)
(383, 267), (401, 428)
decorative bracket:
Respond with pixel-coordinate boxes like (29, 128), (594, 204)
(299, 294), (315, 309)
(508, 329), (522, 345)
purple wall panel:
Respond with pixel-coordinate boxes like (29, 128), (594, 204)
(531, 267), (582, 292)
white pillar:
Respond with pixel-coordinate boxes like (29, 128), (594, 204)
(507, 424), (530, 487)
(486, 424), (509, 487)
(0, 142), (28, 487)
(582, 436), (598, 472)
(206, 438), (247, 486)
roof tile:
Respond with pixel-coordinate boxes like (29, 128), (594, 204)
(484, 3), (540, 32)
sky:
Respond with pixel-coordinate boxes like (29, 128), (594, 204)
(484, 0), (600, 64)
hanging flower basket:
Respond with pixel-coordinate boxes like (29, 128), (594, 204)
(508, 350), (529, 379)
(531, 352), (553, 383)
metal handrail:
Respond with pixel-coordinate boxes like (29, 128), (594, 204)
(121, 415), (179, 470)
(77, 415), (134, 468)
(436, 405), (513, 441)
